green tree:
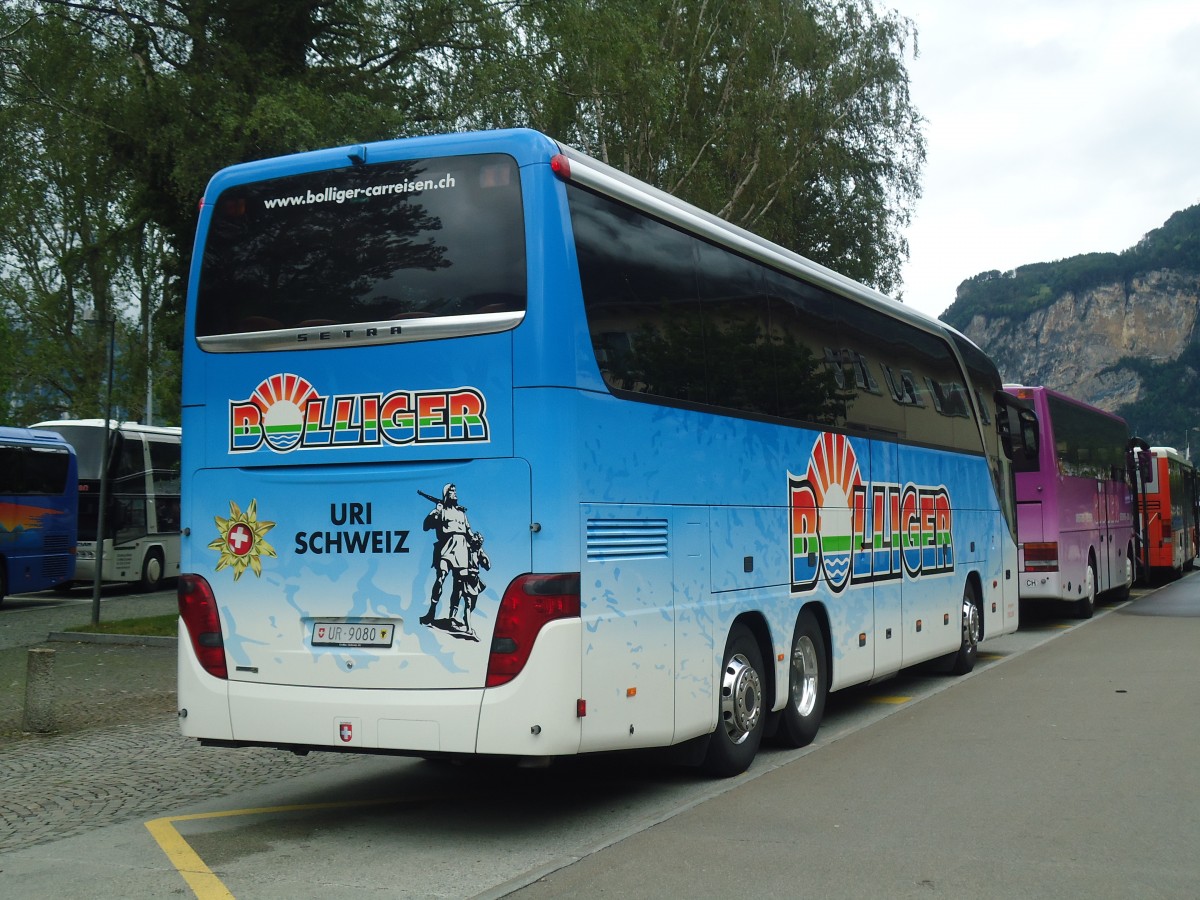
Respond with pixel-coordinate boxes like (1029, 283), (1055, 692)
(461, 0), (924, 293)
(2, 0), (926, 426)
(0, 9), (143, 423)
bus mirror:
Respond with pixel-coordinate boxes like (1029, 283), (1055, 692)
(1018, 408), (1039, 457)
(995, 391), (1036, 462)
(1127, 438), (1152, 483)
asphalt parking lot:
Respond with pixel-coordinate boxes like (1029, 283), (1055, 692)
(2, 578), (1198, 898)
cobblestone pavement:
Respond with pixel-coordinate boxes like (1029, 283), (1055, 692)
(0, 590), (360, 854)
(0, 716), (359, 854)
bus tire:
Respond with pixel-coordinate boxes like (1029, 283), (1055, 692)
(776, 608), (828, 749)
(702, 623), (766, 777)
(1075, 560), (1096, 619)
(0, 560), (7, 605)
(946, 581), (981, 676)
(140, 549), (165, 593)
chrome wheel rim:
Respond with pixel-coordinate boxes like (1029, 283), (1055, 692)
(961, 595), (980, 652)
(790, 634), (819, 718)
(719, 652), (762, 745)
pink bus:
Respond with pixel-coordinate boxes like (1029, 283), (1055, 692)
(1006, 385), (1135, 618)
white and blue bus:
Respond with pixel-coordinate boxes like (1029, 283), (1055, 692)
(178, 129), (1036, 776)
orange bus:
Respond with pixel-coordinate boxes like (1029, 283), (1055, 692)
(1133, 446), (1198, 580)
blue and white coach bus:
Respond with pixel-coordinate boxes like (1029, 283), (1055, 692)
(178, 129), (1035, 776)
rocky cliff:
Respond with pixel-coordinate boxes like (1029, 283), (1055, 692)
(940, 205), (1200, 446)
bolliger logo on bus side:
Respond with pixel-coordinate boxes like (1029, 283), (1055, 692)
(789, 433), (954, 593)
(227, 372), (490, 454)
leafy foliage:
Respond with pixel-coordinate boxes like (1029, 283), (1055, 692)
(1112, 345), (1200, 450)
(1, 0), (925, 425)
(943, 204), (1200, 327)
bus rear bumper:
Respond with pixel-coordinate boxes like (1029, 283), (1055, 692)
(177, 619), (585, 757)
(1018, 571), (1067, 602)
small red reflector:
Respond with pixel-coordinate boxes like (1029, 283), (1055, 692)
(550, 153), (571, 180)
(577, 699), (587, 718)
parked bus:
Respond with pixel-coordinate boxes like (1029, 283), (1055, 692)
(1132, 445), (1198, 580)
(177, 129), (1037, 776)
(31, 421), (181, 591)
(0, 427), (77, 603)
(1004, 385), (1135, 618)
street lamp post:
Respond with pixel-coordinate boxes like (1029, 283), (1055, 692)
(86, 308), (116, 626)
(1186, 427), (1200, 462)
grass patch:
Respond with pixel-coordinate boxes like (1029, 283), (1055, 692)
(68, 614), (178, 637)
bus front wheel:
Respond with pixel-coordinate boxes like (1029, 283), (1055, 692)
(140, 549), (165, 593)
(702, 623), (766, 777)
(1075, 560), (1096, 619)
(776, 608), (828, 749)
(946, 582), (981, 675)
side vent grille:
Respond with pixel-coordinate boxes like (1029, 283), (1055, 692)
(586, 518), (669, 561)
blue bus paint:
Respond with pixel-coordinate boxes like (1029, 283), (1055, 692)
(179, 128), (1025, 773)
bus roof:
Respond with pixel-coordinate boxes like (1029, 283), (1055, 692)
(0, 425), (74, 448)
(1003, 384), (1129, 425)
(31, 420), (181, 437)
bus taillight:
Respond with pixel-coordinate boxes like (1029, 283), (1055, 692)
(486, 573), (581, 687)
(178, 573), (228, 680)
(550, 153), (571, 180)
(1023, 542), (1059, 572)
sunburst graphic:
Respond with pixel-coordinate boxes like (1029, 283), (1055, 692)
(250, 373), (317, 451)
(807, 433), (863, 590)
(806, 432), (863, 507)
(209, 499), (277, 580)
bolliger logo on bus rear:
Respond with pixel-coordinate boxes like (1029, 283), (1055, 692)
(227, 373), (490, 454)
(789, 433), (954, 593)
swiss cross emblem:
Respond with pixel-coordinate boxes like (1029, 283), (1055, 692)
(226, 523), (254, 557)
(339, 722), (353, 742)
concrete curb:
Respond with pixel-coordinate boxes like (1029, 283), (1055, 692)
(47, 631), (176, 648)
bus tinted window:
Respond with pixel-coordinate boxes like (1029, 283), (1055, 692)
(0, 446), (71, 495)
(1047, 395), (1127, 478)
(570, 184), (978, 450)
(196, 154), (526, 337)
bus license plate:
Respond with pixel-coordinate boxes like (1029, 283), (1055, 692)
(311, 621), (396, 648)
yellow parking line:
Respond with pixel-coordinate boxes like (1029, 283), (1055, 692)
(144, 815), (233, 900)
(146, 798), (399, 899)
(869, 695), (912, 705)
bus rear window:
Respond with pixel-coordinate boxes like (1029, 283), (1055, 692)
(195, 154), (526, 341)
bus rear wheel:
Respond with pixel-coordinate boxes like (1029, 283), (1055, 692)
(140, 549), (165, 593)
(776, 608), (827, 749)
(702, 623), (765, 777)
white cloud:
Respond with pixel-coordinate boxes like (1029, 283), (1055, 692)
(887, 0), (1200, 318)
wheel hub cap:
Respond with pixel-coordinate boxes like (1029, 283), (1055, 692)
(720, 653), (762, 745)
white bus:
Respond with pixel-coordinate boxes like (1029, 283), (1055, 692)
(32, 420), (181, 591)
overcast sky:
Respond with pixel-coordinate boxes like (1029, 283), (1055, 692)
(885, 0), (1200, 320)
